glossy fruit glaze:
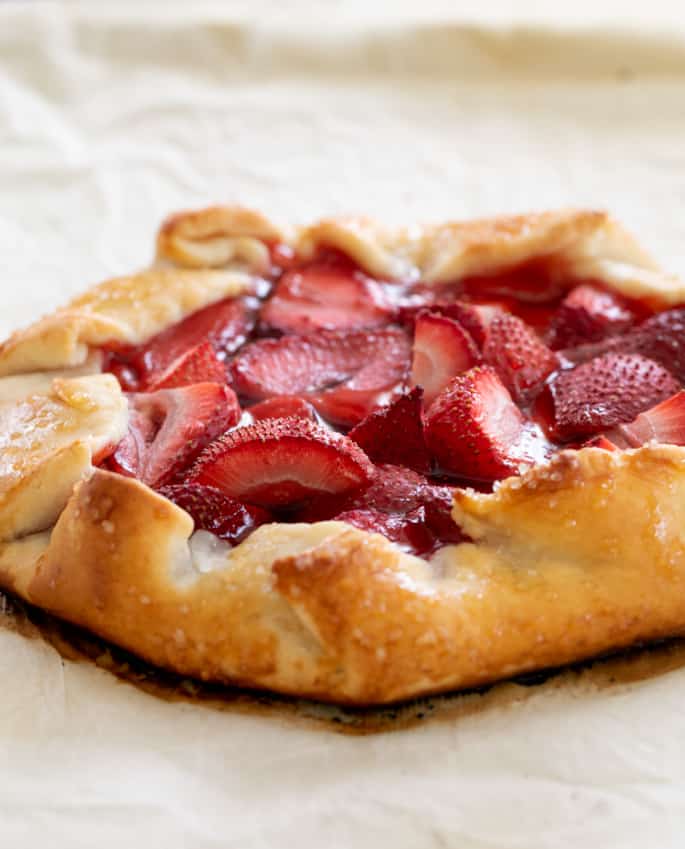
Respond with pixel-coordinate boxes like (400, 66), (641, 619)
(98, 244), (685, 558)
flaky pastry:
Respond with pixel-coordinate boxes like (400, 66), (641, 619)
(1, 206), (684, 704)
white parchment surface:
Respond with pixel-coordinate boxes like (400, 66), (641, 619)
(2, 3), (685, 847)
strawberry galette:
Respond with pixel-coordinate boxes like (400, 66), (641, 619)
(2, 207), (685, 704)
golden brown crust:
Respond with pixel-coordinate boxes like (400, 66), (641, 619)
(0, 268), (253, 377)
(157, 205), (290, 272)
(2, 206), (685, 704)
(157, 205), (685, 305)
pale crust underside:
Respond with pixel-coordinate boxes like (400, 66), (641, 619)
(0, 206), (684, 704)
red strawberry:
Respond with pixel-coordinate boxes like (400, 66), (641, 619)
(110, 383), (240, 487)
(398, 297), (493, 348)
(564, 308), (685, 383)
(347, 387), (431, 474)
(547, 284), (635, 350)
(187, 418), (374, 508)
(261, 263), (392, 333)
(298, 464), (463, 549)
(334, 508), (436, 556)
(409, 311), (480, 406)
(604, 390), (685, 448)
(249, 396), (318, 423)
(229, 328), (411, 427)
(550, 352), (679, 440)
(135, 297), (256, 386)
(483, 312), (558, 403)
(147, 341), (227, 390)
(425, 366), (543, 481)
(158, 483), (272, 544)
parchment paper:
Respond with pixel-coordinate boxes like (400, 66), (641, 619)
(2, 3), (685, 847)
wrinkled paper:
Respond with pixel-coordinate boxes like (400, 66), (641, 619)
(1, 3), (685, 847)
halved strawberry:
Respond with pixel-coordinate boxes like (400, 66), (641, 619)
(147, 341), (227, 390)
(249, 395), (318, 423)
(297, 464), (463, 548)
(300, 463), (435, 518)
(260, 262), (392, 333)
(547, 283), (635, 350)
(409, 311), (480, 406)
(425, 366), (542, 481)
(135, 296), (256, 387)
(398, 297), (493, 348)
(158, 483), (272, 544)
(187, 418), (374, 508)
(229, 327), (411, 427)
(348, 387), (431, 473)
(109, 383), (240, 487)
(564, 307), (685, 383)
(334, 508), (436, 556)
(604, 390), (685, 448)
(550, 352), (679, 440)
(483, 312), (558, 403)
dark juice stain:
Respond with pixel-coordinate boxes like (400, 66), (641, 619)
(3, 589), (685, 736)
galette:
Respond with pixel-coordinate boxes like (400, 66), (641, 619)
(1, 206), (685, 704)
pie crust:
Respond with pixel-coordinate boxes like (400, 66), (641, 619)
(1, 207), (684, 705)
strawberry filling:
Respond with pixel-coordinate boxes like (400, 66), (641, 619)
(97, 246), (685, 558)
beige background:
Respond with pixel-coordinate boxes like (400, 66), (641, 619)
(2, 2), (685, 847)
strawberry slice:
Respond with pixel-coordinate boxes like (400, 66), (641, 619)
(550, 352), (679, 440)
(564, 307), (685, 383)
(261, 262), (393, 333)
(348, 387), (431, 474)
(483, 312), (558, 403)
(604, 390), (685, 448)
(398, 298), (493, 348)
(147, 341), (227, 390)
(249, 396), (318, 423)
(298, 464), (463, 548)
(110, 383), (240, 487)
(409, 311), (480, 406)
(582, 434), (619, 451)
(425, 366), (543, 481)
(334, 508), (436, 556)
(134, 297), (256, 387)
(158, 483), (272, 544)
(547, 284), (635, 350)
(229, 328), (411, 427)
(187, 418), (374, 508)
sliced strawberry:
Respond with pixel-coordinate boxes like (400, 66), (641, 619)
(187, 418), (374, 508)
(261, 263), (392, 333)
(425, 366), (543, 481)
(398, 297), (493, 348)
(564, 307), (685, 382)
(604, 390), (685, 448)
(147, 341), (227, 390)
(301, 463), (436, 519)
(298, 464), (462, 549)
(158, 483), (272, 544)
(249, 396), (318, 423)
(547, 284), (635, 350)
(334, 508), (436, 556)
(483, 312), (558, 403)
(347, 387), (431, 474)
(110, 383), (240, 487)
(134, 297), (256, 387)
(409, 311), (480, 406)
(550, 352), (679, 440)
(229, 328), (411, 427)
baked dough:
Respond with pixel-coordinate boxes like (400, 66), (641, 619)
(1, 206), (684, 704)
